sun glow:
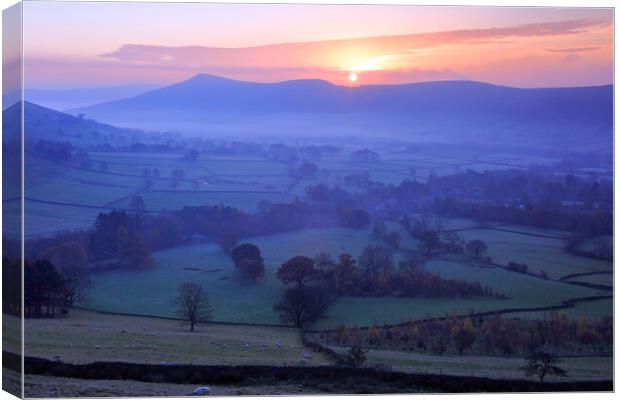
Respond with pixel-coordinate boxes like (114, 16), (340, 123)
(348, 72), (358, 82)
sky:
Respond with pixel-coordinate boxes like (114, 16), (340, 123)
(21, 2), (614, 89)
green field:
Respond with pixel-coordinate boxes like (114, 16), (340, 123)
(21, 148), (567, 236)
(329, 346), (611, 382)
(22, 146), (614, 331)
(84, 226), (410, 323)
(509, 297), (613, 321)
(84, 224), (609, 329)
(458, 228), (613, 279)
(10, 310), (330, 366)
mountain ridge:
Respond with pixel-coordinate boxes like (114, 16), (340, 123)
(56, 74), (614, 147)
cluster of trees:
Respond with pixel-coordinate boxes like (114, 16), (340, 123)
(337, 206), (371, 228)
(23, 259), (76, 318)
(343, 172), (371, 187)
(273, 245), (502, 327)
(371, 222), (402, 249)
(564, 234), (613, 261)
(274, 256), (335, 327)
(328, 246), (499, 298)
(350, 149), (380, 162)
(174, 201), (342, 251)
(41, 241), (91, 305)
(2, 258), (22, 316)
(33, 139), (73, 162)
(322, 312), (612, 358)
(266, 143), (341, 163)
(8, 240), (92, 316)
(428, 170), (612, 207)
(230, 243), (266, 282)
(289, 161), (319, 180)
(401, 215), (489, 260)
(431, 197), (612, 239)
(26, 195), (348, 274)
(89, 211), (156, 269)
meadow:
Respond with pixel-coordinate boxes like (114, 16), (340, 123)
(458, 228), (613, 279)
(20, 144), (614, 330)
(84, 222), (610, 329)
(11, 310), (330, 366)
(21, 147), (566, 236)
(328, 346), (612, 382)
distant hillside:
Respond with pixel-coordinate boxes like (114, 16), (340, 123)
(69, 74), (613, 149)
(2, 101), (144, 145)
(24, 84), (160, 111)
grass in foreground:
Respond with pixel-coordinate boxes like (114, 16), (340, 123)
(18, 309), (331, 366)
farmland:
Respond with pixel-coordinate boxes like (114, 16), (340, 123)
(11, 309), (330, 366)
(83, 223), (611, 328)
(17, 140), (614, 332)
(12, 117), (613, 395)
(19, 145), (576, 237)
(329, 346), (612, 382)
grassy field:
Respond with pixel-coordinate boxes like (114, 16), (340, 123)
(21, 147), (564, 236)
(510, 298), (613, 321)
(21, 146), (613, 330)
(328, 346), (612, 382)
(459, 228), (613, 279)
(23, 373), (326, 398)
(318, 254), (606, 328)
(84, 225), (411, 323)
(569, 273), (613, 287)
(84, 223), (609, 328)
(13, 309), (331, 367)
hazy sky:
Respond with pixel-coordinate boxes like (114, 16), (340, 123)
(22, 2), (613, 88)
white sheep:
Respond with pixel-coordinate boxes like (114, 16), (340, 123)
(193, 387), (211, 396)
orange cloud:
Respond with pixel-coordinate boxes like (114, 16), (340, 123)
(25, 17), (612, 88)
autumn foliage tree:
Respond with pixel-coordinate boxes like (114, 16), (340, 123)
(230, 243), (265, 282)
(277, 256), (316, 288)
(42, 241), (91, 306)
(451, 317), (475, 355)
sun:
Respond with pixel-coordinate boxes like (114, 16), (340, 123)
(348, 72), (358, 82)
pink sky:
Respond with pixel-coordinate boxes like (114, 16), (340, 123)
(22, 2), (613, 88)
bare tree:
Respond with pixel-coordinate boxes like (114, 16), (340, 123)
(172, 283), (212, 332)
(522, 351), (567, 382)
(345, 346), (368, 367)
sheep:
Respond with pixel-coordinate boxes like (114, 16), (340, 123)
(244, 344), (251, 349)
(192, 387), (211, 396)
(95, 345), (101, 350)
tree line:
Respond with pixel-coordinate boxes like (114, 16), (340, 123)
(318, 311), (612, 358)
(271, 244), (503, 328)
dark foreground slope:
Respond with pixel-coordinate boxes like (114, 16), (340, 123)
(8, 352), (612, 394)
(70, 74), (613, 149)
